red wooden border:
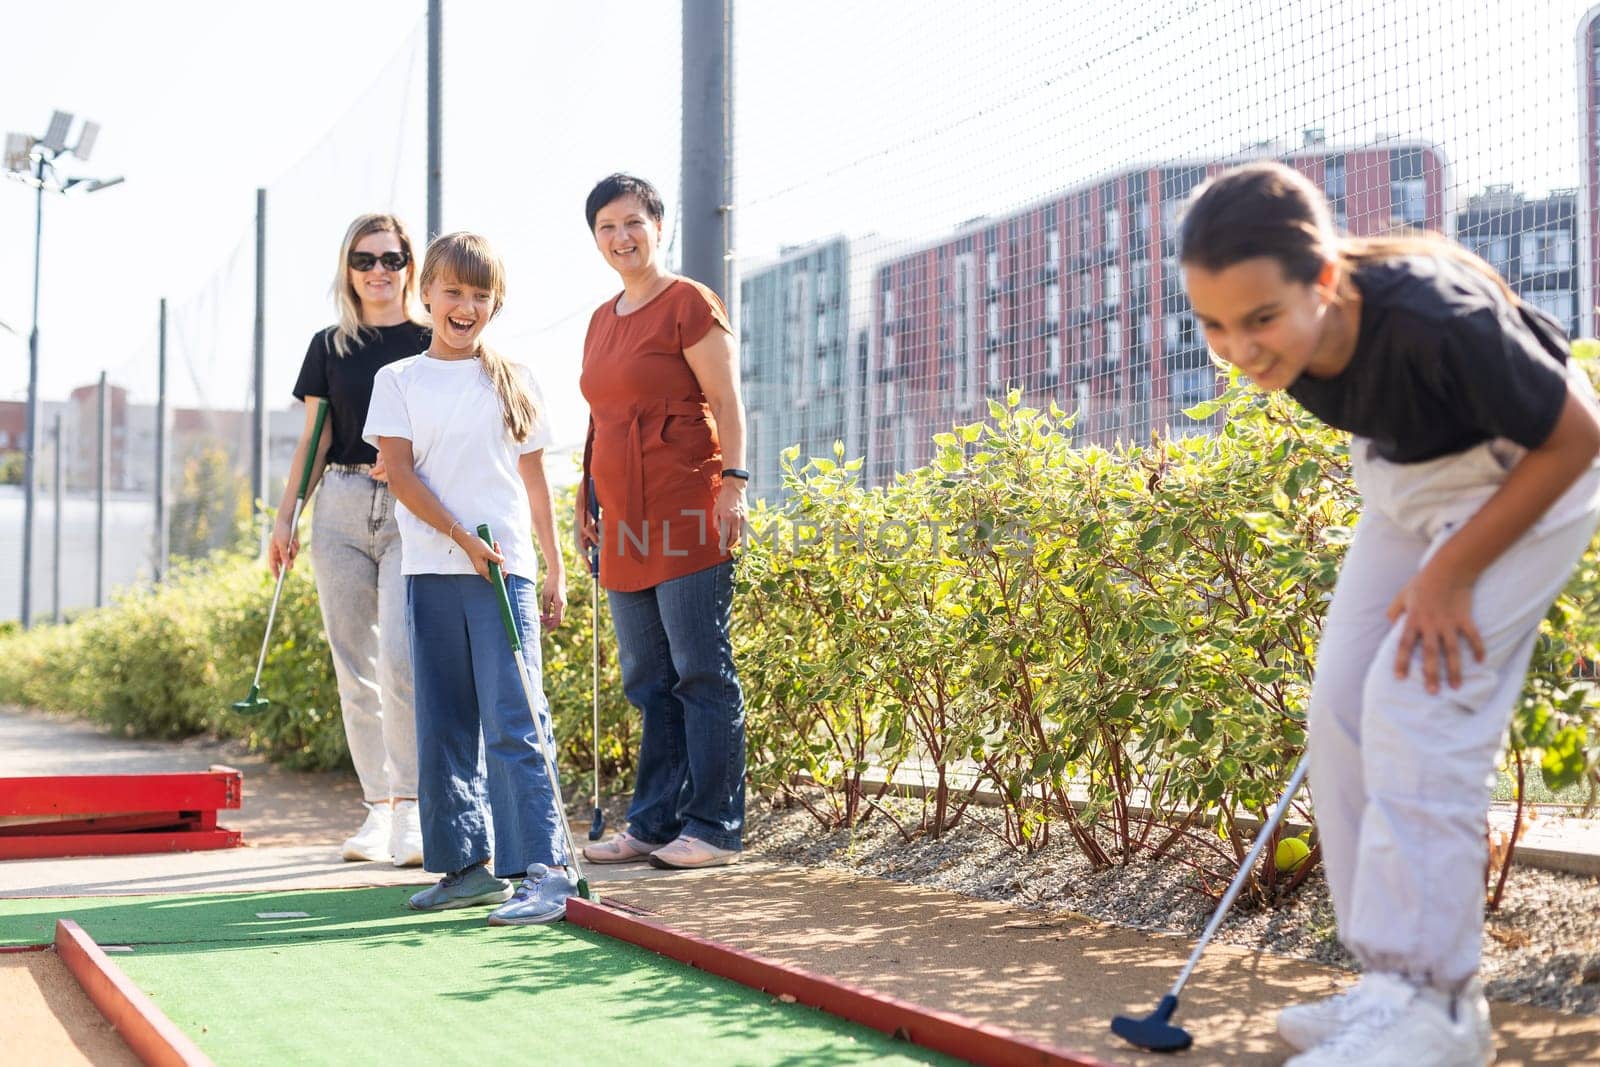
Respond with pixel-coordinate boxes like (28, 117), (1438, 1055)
(53, 919), (214, 1067)
(0, 767), (242, 818)
(566, 897), (1113, 1067)
(0, 827), (241, 861)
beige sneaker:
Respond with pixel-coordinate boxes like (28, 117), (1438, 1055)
(581, 831), (670, 864)
(647, 836), (741, 870)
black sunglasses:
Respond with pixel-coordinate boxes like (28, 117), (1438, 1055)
(349, 250), (410, 272)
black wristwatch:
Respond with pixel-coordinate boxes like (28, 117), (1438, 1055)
(721, 468), (750, 483)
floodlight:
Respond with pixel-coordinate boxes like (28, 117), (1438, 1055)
(40, 111), (73, 153)
(82, 176), (123, 193)
(4, 133), (32, 174)
(73, 121), (99, 162)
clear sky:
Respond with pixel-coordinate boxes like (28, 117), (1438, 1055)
(4, 0), (1599, 450)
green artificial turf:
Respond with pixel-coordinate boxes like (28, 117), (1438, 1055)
(0, 888), (958, 1066)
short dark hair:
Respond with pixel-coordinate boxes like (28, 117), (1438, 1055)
(585, 173), (665, 232)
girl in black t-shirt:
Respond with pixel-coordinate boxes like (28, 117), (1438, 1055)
(271, 212), (431, 869)
(1180, 162), (1600, 1067)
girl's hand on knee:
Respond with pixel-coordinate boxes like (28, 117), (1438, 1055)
(1387, 567), (1486, 694)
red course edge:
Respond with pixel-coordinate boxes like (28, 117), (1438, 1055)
(52, 918), (213, 1066)
(566, 897), (1115, 1067)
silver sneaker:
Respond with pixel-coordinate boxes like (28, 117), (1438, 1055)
(406, 865), (513, 911)
(486, 864), (577, 926)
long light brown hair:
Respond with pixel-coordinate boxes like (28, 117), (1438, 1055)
(330, 213), (427, 358)
(418, 232), (538, 442)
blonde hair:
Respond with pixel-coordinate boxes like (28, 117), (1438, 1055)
(418, 232), (538, 443)
(330, 213), (427, 358)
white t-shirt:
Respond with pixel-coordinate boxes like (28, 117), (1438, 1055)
(363, 354), (554, 580)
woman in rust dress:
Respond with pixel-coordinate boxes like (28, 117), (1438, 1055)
(577, 173), (750, 870)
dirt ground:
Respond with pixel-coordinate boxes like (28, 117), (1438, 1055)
(0, 949), (140, 1066)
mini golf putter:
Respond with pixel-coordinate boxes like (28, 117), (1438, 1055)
(586, 478), (607, 842)
(477, 523), (596, 903)
(1111, 754), (1310, 1052)
(233, 399), (329, 716)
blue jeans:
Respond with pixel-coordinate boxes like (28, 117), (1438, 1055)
(606, 560), (745, 850)
(406, 573), (567, 878)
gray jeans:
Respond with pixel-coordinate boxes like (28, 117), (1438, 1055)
(310, 468), (418, 801)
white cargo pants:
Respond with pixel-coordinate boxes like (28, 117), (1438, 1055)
(1308, 400), (1600, 992)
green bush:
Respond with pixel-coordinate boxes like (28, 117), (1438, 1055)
(737, 373), (1600, 899)
(5, 371), (1598, 906)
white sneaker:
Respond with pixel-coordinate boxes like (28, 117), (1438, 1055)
(390, 799), (424, 868)
(1279, 975), (1380, 1051)
(1279, 973), (1492, 1056)
(1285, 973), (1495, 1067)
(341, 803), (393, 862)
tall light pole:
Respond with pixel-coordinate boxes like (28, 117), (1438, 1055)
(4, 112), (124, 627)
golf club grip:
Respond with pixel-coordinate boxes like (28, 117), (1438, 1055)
(476, 523), (523, 653)
(585, 476), (600, 578)
(296, 400), (330, 501)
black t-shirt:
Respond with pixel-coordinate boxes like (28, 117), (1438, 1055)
(1286, 255), (1571, 463)
(292, 321), (431, 465)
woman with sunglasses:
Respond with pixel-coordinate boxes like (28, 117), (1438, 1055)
(271, 212), (432, 867)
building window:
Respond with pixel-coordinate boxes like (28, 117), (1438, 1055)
(883, 287), (896, 323)
(1174, 367), (1215, 409)
(1390, 149), (1427, 225)
(986, 251), (1000, 291)
(1046, 229), (1060, 272)
(1480, 237), (1511, 276)
(1104, 320), (1122, 366)
(1527, 290), (1576, 331)
(1046, 281), (1061, 326)
(1103, 265), (1121, 307)
(1521, 230), (1572, 272)
(789, 273), (811, 403)
(1046, 335), (1062, 378)
(1104, 206), (1121, 252)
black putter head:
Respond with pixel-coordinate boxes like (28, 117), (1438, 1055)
(1111, 994), (1192, 1052)
(588, 807), (607, 841)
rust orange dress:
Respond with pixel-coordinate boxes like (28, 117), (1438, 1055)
(580, 278), (734, 592)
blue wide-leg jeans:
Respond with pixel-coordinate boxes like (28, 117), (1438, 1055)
(406, 573), (567, 878)
(606, 560), (746, 850)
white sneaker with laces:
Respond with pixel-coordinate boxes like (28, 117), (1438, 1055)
(341, 803), (393, 862)
(1278, 974), (1382, 1052)
(1285, 972), (1494, 1067)
(390, 799), (424, 868)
